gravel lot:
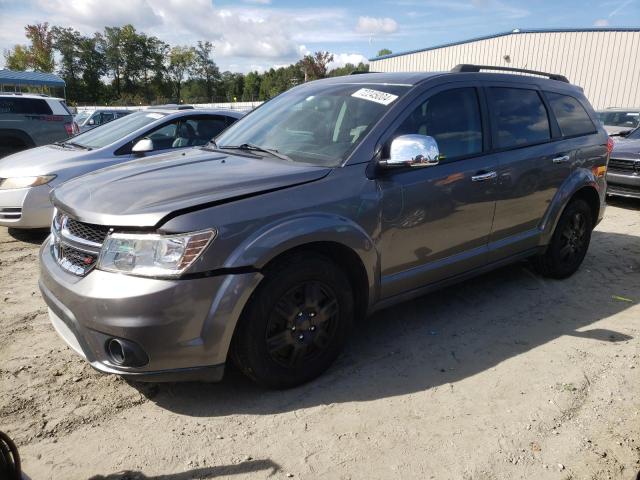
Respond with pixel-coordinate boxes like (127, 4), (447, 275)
(1, 198), (639, 480)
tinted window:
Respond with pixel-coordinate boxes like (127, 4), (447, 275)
(489, 88), (550, 149)
(393, 87), (483, 161)
(546, 93), (595, 137)
(100, 112), (115, 124)
(0, 97), (52, 115)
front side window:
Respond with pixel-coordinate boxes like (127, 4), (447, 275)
(216, 83), (410, 166)
(392, 87), (483, 162)
(546, 93), (595, 137)
(489, 87), (551, 149)
(100, 112), (115, 124)
(70, 111), (168, 149)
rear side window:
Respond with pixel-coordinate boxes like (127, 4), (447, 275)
(0, 98), (52, 115)
(0, 97), (53, 115)
(546, 93), (596, 137)
(393, 87), (483, 161)
(488, 87), (550, 149)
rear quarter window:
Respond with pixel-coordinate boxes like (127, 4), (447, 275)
(0, 98), (54, 115)
(546, 92), (596, 137)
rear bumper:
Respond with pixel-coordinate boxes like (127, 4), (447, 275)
(39, 237), (263, 382)
(0, 184), (54, 228)
(606, 171), (640, 199)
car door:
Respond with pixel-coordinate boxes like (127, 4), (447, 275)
(377, 84), (499, 298)
(484, 83), (578, 261)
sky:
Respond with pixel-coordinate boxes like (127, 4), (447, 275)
(0, 0), (638, 73)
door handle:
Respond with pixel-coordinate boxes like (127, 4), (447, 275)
(471, 171), (497, 182)
(552, 155), (570, 164)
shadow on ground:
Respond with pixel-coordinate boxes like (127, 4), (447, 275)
(607, 195), (640, 211)
(7, 227), (49, 244)
(133, 229), (639, 418)
(87, 458), (281, 479)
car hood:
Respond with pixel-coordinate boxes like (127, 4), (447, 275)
(0, 144), (93, 178)
(612, 137), (640, 160)
(52, 148), (332, 227)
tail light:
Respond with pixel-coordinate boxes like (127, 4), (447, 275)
(64, 122), (74, 137)
(607, 137), (614, 155)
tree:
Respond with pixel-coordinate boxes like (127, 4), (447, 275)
(78, 35), (107, 103)
(4, 45), (31, 70)
(52, 27), (82, 99)
(328, 62), (369, 77)
(99, 26), (124, 97)
(298, 51), (334, 82)
(193, 41), (220, 100)
(377, 48), (392, 57)
(25, 23), (55, 72)
(167, 46), (196, 102)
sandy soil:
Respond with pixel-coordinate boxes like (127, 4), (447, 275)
(1, 198), (639, 480)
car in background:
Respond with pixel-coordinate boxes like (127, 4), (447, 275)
(597, 108), (640, 135)
(75, 109), (134, 133)
(607, 126), (640, 199)
(0, 93), (76, 158)
(0, 107), (243, 228)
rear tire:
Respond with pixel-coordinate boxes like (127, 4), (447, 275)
(533, 198), (593, 279)
(232, 253), (354, 389)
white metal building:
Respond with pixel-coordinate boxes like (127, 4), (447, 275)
(369, 28), (640, 109)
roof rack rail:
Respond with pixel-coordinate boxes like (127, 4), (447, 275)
(451, 64), (569, 83)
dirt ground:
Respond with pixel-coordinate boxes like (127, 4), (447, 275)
(1, 198), (639, 480)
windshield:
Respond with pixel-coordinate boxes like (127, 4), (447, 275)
(626, 127), (640, 140)
(74, 111), (91, 124)
(598, 111), (640, 128)
(69, 111), (167, 149)
(216, 82), (410, 166)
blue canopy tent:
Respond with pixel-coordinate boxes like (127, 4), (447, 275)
(0, 69), (66, 98)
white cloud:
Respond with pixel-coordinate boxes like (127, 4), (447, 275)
(328, 53), (369, 69)
(355, 16), (398, 35)
(593, 18), (610, 26)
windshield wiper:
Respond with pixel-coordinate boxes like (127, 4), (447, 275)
(61, 141), (92, 150)
(218, 143), (293, 162)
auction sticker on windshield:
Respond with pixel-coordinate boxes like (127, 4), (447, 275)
(351, 88), (398, 106)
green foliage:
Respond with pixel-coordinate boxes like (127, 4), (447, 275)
(377, 48), (392, 57)
(4, 45), (31, 70)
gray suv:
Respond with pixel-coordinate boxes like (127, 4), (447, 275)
(0, 93), (76, 158)
(39, 65), (609, 388)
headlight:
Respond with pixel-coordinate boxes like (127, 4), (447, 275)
(0, 175), (56, 190)
(97, 229), (216, 277)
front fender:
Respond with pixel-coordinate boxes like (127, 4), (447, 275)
(224, 213), (379, 302)
(539, 166), (604, 245)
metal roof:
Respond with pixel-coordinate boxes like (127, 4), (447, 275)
(370, 28), (640, 61)
(0, 69), (65, 87)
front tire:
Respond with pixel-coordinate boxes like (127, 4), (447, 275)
(232, 253), (354, 389)
(534, 198), (593, 279)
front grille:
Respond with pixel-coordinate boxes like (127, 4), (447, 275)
(0, 207), (21, 220)
(51, 210), (111, 276)
(608, 183), (640, 198)
(608, 158), (639, 174)
(65, 217), (111, 244)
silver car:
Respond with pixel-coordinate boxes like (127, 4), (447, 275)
(74, 109), (134, 133)
(0, 108), (243, 228)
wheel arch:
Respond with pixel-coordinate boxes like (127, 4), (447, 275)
(540, 169), (603, 245)
(224, 214), (380, 316)
(0, 129), (35, 147)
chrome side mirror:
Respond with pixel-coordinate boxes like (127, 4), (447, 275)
(132, 138), (154, 154)
(381, 134), (440, 168)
